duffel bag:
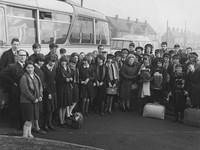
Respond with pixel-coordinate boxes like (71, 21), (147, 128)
(106, 87), (118, 95)
(184, 108), (200, 127)
(143, 103), (165, 120)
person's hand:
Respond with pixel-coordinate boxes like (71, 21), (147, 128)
(85, 78), (90, 84)
(113, 84), (116, 87)
(81, 81), (86, 84)
(34, 99), (39, 103)
(100, 82), (103, 86)
(38, 97), (42, 102)
(96, 81), (100, 87)
(108, 82), (112, 87)
(93, 82), (96, 86)
(13, 83), (18, 87)
(48, 94), (52, 99)
(70, 78), (73, 81)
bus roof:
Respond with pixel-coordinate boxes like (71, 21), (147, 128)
(112, 35), (151, 42)
(0, 0), (73, 13)
(73, 5), (106, 20)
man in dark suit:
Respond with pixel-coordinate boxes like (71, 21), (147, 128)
(0, 38), (20, 70)
(0, 49), (27, 130)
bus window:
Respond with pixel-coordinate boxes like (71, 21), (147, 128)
(70, 16), (94, 44)
(0, 7), (6, 43)
(40, 11), (71, 44)
(95, 20), (110, 45)
(6, 6), (36, 44)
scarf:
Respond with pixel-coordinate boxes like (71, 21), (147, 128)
(107, 62), (119, 81)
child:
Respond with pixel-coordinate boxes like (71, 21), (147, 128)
(167, 64), (191, 123)
(151, 58), (165, 103)
(95, 55), (107, 116)
(69, 57), (79, 116)
(79, 57), (94, 116)
(42, 54), (58, 131)
(138, 54), (152, 113)
(105, 54), (119, 113)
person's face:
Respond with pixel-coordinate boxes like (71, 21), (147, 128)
(122, 52), (128, 58)
(79, 53), (85, 60)
(50, 47), (57, 54)
(146, 47), (151, 54)
(128, 57), (135, 65)
(174, 47), (180, 52)
(116, 56), (121, 61)
(186, 48), (192, 54)
(12, 41), (20, 51)
(18, 51), (27, 63)
(26, 64), (34, 74)
(33, 48), (41, 54)
(143, 57), (149, 64)
(83, 60), (89, 66)
(164, 57), (169, 63)
(189, 56), (196, 62)
(74, 56), (79, 63)
(61, 61), (67, 67)
(38, 61), (44, 67)
(173, 58), (179, 65)
(48, 61), (55, 67)
(69, 62), (76, 70)
(157, 62), (162, 68)
(60, 53), (66, 57)
(98, 46), (104, 54)
(129, 46), (135, 51)
(161, 44), (167, 50)
(136, 49), (142, 55)
(155, 52), (161, 58)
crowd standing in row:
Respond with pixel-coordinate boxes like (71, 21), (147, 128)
(0, 38), (200, 138)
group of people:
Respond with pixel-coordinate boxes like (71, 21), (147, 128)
(0, 38), (200, 138)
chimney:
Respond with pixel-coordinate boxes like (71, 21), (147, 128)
(115, 14), (119, 20)
(127, 17), (130, 21)
(145, 20), (147, 24)
(135, 18), (138, 23)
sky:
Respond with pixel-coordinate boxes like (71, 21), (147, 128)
(81, 0), (200, 35)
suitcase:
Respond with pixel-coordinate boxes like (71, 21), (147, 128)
(184, 108), (200, 127)
(143, 103), (165, 120)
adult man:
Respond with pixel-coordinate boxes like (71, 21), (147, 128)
(97, 44), (104, 55)
(129, 42), (135, 53)
(0, 49), (27, 129)
(0, 38), (20, 70)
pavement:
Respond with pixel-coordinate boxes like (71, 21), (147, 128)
(0, 111), (200, 150)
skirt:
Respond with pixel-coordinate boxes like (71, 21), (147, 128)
(21, 103), (35, 121)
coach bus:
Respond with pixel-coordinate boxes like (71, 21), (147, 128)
(0, 0), (110, 57)
(0, 0), (110, 108)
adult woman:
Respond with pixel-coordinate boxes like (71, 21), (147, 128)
(56, 56), (73, 126)
(20, 61), (43, 138)
(120, 54), (140, 111)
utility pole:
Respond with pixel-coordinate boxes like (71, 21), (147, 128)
(166, 20), (169, 44)
(184, 21), (187, 48)
(81, 0), (83, 7)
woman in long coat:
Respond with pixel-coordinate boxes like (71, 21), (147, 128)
(42, 54), (57, 131)
(56, 56), (73, 125)
(120, 54), (140, 111)
(20, 61), (43, 138)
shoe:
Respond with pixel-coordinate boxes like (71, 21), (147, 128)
(48, 125), (55, 131)
(35, 129), (47, 134)
(43, 126), (49, 132)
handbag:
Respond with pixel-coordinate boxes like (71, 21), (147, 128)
(131, 83), (138, 90)
(106, 87), (118, 95)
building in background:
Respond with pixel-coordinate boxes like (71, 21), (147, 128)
(107, 15), (159, 48)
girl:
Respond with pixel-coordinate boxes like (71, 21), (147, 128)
(105, 54), (119, 113)
(42, 54), (57, 131)
(20, 61), (43, 138)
